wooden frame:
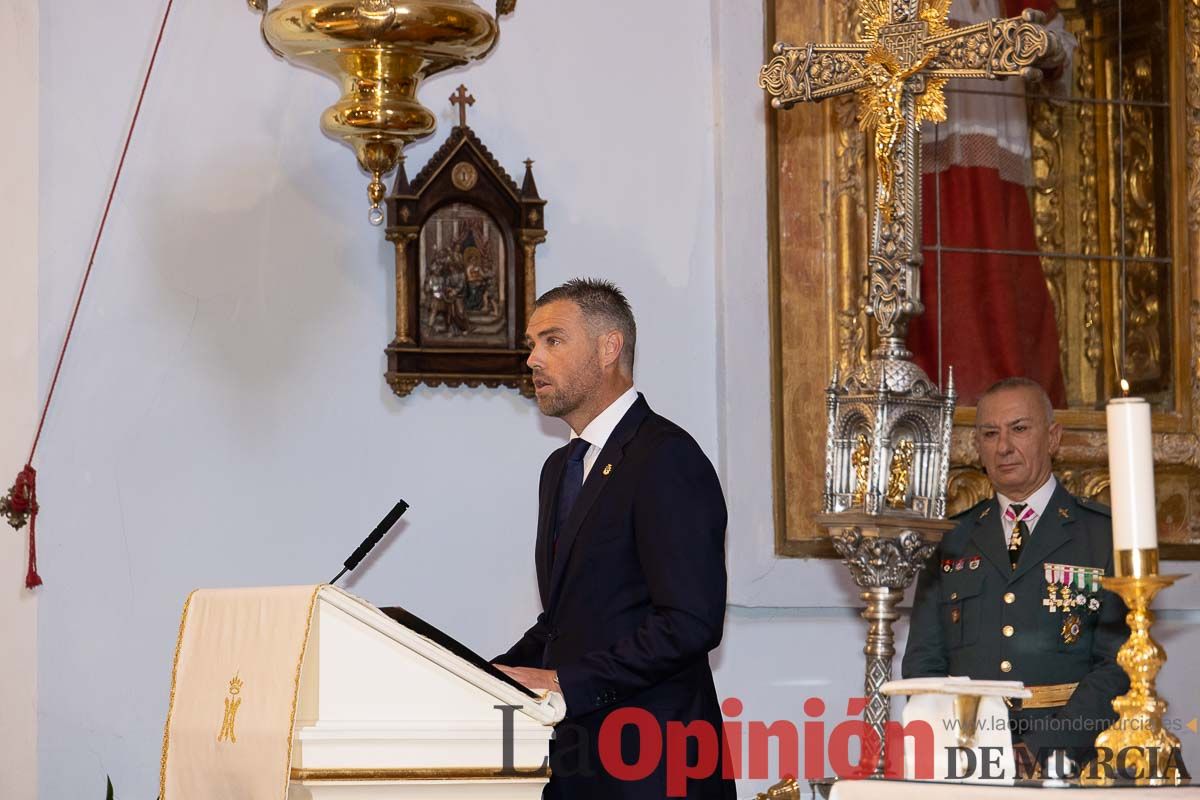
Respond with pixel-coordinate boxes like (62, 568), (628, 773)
(384, 124), (546, 398)
(766, 0), (1200, 558)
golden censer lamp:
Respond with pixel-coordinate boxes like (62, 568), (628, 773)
(248, 0), (516, 224)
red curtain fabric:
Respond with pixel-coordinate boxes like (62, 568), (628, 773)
(1004, 0), (1057, 18)
(907, 166), (1067, 407)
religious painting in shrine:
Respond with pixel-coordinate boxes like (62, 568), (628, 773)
(765, 0), (1200, 557)
(418, 203), (509, 348)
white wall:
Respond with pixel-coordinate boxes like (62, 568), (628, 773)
(0, 1), (39, 798)
(33, 1), (1200, 799)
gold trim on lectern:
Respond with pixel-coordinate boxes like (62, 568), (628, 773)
(291, 767), (550, 782)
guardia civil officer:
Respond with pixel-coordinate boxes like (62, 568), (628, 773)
(903, 377), (1129, 775)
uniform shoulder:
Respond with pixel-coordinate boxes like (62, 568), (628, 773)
(951, 496), (994, 523)
(938, 497), (992, 550)
(1070, 493), (1111, 518)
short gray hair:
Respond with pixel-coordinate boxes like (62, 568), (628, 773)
(535, 279), (636, 372)
(977, 377), (1054, 424)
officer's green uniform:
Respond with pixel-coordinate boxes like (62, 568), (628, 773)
(902, 480), (1130, 761)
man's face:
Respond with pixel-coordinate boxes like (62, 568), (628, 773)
(525, 300), (603, 420)
(974, 387), (1062, 500)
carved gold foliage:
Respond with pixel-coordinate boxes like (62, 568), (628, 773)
(1192, 301), (1200, 428)
(759, 50), (800, 101)
(1187, 0), (1200, 235)
(1123, 264), (1164, 382)
(1030, 96), (1066, 377)
(1075, 30), (1103, 369)
(946, 467), (993, 516)
(919, 0), (952, 38)
(1115, 53), (1164, 385)
(1056, 467), (1111, 502)
(1121, 57), (1158, 260)
(858, 0), (892, 43)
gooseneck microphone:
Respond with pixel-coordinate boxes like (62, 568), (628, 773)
(329, 500), (410, 585)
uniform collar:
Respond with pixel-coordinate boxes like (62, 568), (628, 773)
(571, 385), (638, 452)
(996, 474), (1057, 527)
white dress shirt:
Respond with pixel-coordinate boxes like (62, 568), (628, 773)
(570, 385), (638, 481)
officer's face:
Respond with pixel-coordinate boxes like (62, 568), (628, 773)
(974, 387), (1062, 501)
(525, 300), (604, 421)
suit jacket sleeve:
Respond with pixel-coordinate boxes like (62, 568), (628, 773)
(1022, 546), (1130, 758)
(555, 435), (728, 717)
(492, 455), (556, 668)
(492, 610), (551, 668)
(901, 548), (950, 678)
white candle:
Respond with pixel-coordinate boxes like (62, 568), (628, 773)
(1106, 397), (1157, 550)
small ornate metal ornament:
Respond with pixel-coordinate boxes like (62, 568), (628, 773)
(0, 465), (37, 532)
(384, 89), (546, 398)
(451, 162), (479, 191)
(1061, 612), (1082, 645)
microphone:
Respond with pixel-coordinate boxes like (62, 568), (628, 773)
(329, 500), (409, 585)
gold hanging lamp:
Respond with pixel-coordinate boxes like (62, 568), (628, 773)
(248, 0), (514, 224)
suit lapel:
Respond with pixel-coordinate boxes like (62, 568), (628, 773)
(535, 447), (566, 609)
(1011, 482), (1075, 582)
(548, 395), (650, 605)
(968, 498), (1010, 578)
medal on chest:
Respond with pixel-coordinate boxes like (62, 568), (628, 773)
(1042, 562), (1105, 643)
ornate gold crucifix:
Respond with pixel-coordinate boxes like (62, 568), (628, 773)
(760, 0), (1065, 355)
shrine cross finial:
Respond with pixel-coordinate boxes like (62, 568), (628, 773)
(759, 0), (1065, 355)
(450, 85), (475, 129)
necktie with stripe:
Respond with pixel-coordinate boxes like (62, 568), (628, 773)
(1008, 502), (1029, 570)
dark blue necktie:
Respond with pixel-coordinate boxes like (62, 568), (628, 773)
(554, 438), (591, 546)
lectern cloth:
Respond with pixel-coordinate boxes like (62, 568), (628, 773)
(159, 584), (323, 800)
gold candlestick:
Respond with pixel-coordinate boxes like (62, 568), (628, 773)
(1083, 559), (1185, 786)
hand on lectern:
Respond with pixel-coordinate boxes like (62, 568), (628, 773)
(496, 665), (560, 694)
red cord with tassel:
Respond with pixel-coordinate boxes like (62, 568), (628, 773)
(1, 0), (175, 589)
(1, 465), (40, 588)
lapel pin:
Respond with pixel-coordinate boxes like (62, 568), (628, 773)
(602, 464), (613, 476)
(980, 507), (991, 519)
(1058, 507), (1070, 519)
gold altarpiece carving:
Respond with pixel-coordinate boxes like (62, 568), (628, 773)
(768, 0), (1200, 558)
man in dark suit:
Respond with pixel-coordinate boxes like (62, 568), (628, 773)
(494, 279), (734, 799)
(903, 377), (1129, 776)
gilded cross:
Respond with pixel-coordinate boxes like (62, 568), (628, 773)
(450, 84), (475, 129)
(759, 0), (1064, 357)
